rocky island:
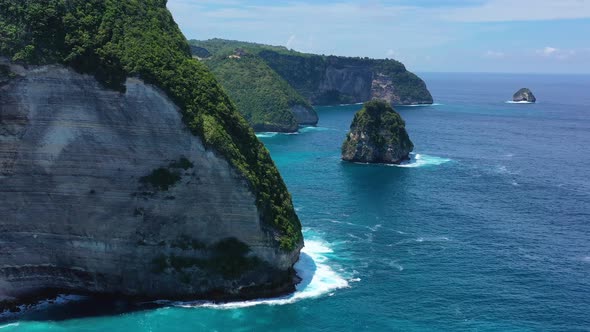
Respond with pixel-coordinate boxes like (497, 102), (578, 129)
(0, 0), (302, 310)
(342, 100), (414, 164)
(513, 88), (536, 103)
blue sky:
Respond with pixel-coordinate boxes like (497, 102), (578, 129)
(167, 0), (590, 73)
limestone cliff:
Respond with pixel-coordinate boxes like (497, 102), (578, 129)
(0, 62), (299, 306)
(190, 39), (433, 109)
(258, 50), (433, 106)
(342, 100), (414, 164)
(0, 0), (302, 307)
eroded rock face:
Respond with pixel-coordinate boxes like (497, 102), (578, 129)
(317, 65), (373, 104)
(342, 100), (414, 164)
(257, 50), (434, 106)
(291, 105), (318, 126)
(513, 88), (536, 103)
(0, 63), (300, 304)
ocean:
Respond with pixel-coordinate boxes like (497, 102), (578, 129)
(3, 73), (590, 331)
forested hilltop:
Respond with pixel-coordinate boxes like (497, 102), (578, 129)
(191, 38), (433, 107)
(202, 48), (317, 132)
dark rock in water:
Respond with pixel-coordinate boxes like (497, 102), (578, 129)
(513, 88), (536, 103)
(342, 100), (414, 164)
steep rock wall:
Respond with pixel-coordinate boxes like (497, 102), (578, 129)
(290, 105), (318, 126)
(258, 50), (433, 106)
(0, 63), (299, 303)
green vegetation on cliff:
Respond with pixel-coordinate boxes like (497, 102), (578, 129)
(0, 0), (301, 250)
(205, 52), (313, 132)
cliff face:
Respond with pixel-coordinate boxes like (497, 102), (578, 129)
(317, 64), (373, 104)
(342, 100), (414, 164)
(0, 0), (302, 306)
(190, 39), (433, 112)
(258, 50), (434, 106)
(0, 63), (299, 304)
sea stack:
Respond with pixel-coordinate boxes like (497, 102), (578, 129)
(513, 88), (536, 103)
(342, 100), (414, 164)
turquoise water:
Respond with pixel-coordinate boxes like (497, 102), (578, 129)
(4, 73), (590, 331)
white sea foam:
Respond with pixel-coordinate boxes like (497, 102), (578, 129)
(401, 103), (443, 107)
(505, 101), (534, 104)
(393, 154), (451, 168)
(394, 236), (450, 246)
(0, 323), (19, 329)
(174, 237), (349, 309)
(256, 127), (333, 138)
(298, 126), (333, 133)
(255, 132), (280, 138)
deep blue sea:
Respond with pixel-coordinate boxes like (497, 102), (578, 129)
(3, 73), (590, 331)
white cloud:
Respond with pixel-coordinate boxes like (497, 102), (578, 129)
(442, 0), (590, 22)
(540, 46), (558, 56)
(484, 50), (506, 59)
(286, 35), (296, 49)
(536, 46), (577, 60)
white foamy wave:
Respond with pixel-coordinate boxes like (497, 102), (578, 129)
(0, 323), (19, 330)
(505, 101), (534, 104)
(401, 103), (443, 107)
(387, 261), (404, 271)
(175, 237), (349, 309)
(298, 126), (333, 133)
(255, 132), (280, 138)
(393, 236), (451, 246)
(393, 154), (451, 168)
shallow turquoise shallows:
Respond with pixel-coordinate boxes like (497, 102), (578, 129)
(3, 73), (590, 331)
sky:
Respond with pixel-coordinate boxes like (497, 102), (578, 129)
(167, 0), (590, 74)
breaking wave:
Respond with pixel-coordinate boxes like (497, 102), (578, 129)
(400, 103), (443, 107)
(255, 132), (280, 138)
(393, 154), (452, 168)
(505, 101), (534, 104)
(173, 235), (349, 309)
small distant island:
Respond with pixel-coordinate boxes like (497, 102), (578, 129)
(342, 100), (414, 164)
(513, 88), (536, 103)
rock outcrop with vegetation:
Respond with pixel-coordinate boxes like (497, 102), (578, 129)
(342, 100), (414, 164)
(0, 0), (302, 307)
(205, 50), (317, 132)
(191, 39), (433, 107)
(513, 88), (536, 103)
